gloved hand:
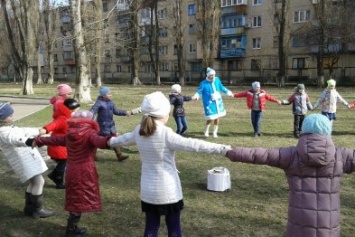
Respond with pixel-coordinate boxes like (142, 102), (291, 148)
(131, 107), (141, 115)
(25, 138), (34, 147)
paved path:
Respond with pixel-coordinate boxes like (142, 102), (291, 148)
(0, 96), (49, 121)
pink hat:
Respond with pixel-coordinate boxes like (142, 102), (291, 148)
(57, 84), (72, 96)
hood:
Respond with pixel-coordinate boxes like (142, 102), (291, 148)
(96, 95), (110, 101)
(50, 95), (65, 105)
(53, 102), (72, 119)
(66, 118), (99, 141)
(296, 133), (335, 167)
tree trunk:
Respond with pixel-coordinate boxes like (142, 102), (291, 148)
(70, 0), (92, 103)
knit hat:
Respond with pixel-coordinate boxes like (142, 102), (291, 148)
(141, 91), (171, 118)
(0, 103), (14, 120)
(297, 84), (305, 90)
(301, 114), (332, 135)
(252, 81), (260, 89)
(206, 67), (216, 77)
(57, 84), (72, 96)
(327, 79), (336, 87)
(171, 84), (181, 94)
(72, 110), (94, 119)
(99, 87), (110, 96)
(64, 98), (80, 110)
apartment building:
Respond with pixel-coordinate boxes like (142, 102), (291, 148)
(51, 0), (355, 84)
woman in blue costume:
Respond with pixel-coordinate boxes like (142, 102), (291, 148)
(192, 67), (233, 138)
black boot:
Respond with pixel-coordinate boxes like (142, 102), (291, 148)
(24, 192), (32, 217)
(66, 213), (87, 237)
(31, 194), (55, 219)
(48, 170), (65, 189)
(113, 147), (129, 162)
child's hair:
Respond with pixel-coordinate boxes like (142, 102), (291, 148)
(139, 116), (157, 136)
(171, 84), (181, 94)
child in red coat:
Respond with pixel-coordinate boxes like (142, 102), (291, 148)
(232, 81), (281, 137)
(32, 110), (111, 237)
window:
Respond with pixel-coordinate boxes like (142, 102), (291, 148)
(141, 8), (151, 19)
(116, 65), (122, 72)
(128, 65), (132, 73)
(103, 1), (108, 12)
(292, 34), (307, 47)
(253, 0), (263, 5)
(251, 59), (261, 70)
(228, 60), (242, 70)
(294, 10), (310, 23)
(189, 44), (196, 53)
(221, 38), (242, 49)
(188, 4), (196, 16)
(253, 16), (261, 27)
(104, 64), (111, 73)
(174, 45), (178, 55)
(116, 49), (122, 58)
(159, 28), (168, 38)
(188, 24), (195, 35)
(159, 62), (169, 71)
(157, 8), (167, 19)
(54, 54), (58, 62)
(159, 46), (168, 55)
(252, 38), (261, 49)
(140, 47), (149, 55)
(221, 0), (246, 7)
(63, 51), (73, 60)
(105, 50), (111, 59)
(63, 67), (67, 74)
(292, 58), (306, 69)
(65, 39), (72, 45)
(273, 36), (278, 48)
(191, 62), (202, 72)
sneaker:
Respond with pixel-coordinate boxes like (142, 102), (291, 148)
(204, 131), (209, 137)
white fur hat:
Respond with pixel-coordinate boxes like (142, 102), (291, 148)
(252, 81), (260, 89)
(206, 67), (216, 77)
(171, 84), (181, 93)
(141, 91), (171, 118)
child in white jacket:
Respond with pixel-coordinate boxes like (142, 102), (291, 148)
(109, 91), (231, 237)
(0, 103), (54, 218)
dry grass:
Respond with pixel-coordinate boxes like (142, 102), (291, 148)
(1, 83), (355, 237)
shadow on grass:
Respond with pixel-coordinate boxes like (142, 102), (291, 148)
(0, 203), (64, 237)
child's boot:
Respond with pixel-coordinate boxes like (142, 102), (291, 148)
(113, 147), (129, 162)
(204, 125), (210, 137)
(66, 213), (87, 237)
(213, 126), (219, 138)
(31, 194), (55, 218)
(48, 169), (65, 189)
(24, 192), (32, 217)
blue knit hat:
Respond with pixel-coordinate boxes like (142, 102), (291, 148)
(99, 87), (110, 96)
(301, 114), (332, 135)
(0, 103), (14, 120)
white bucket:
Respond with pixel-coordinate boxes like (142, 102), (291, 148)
(207, 167), (231, 192)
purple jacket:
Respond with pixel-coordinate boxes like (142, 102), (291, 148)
(226, 133), (355, 237)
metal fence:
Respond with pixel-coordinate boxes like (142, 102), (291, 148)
(2, 67), (355, 86)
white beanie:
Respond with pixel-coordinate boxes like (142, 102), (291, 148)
(171, 84), (181, 93)
(141, 91), (171, 118)
(206, 67), (216, 77)
(252, 81), (260, 89)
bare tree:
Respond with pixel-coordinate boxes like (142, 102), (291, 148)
(1, 0), (39, 95)
(304, 0), (355, 86)
(195, 0), (220, 69)
(172, 0), (187, 86)
(272, 0), (290, 87)
(69, 0), (92, 102)
(128, 0), (142, 85)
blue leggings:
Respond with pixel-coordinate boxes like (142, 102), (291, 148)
(143, 211), (182, 237)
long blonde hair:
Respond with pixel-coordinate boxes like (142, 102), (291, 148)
(139, 116), (157, 136)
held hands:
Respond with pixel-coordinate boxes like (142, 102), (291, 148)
(126, 111), (132, 116)
(25, 138), (37, 148)
(191, 95), (198, 101)
(276, 100), (282, 105)
(39, 128), (47, 135)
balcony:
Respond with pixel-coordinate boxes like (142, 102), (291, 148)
(220, 48), (246, 58)
(64, 58), (75, 65)
(310, 43), (342, 54)
(221, 27), (245, 36)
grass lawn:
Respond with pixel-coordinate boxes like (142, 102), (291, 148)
(1, 83), (355, 237)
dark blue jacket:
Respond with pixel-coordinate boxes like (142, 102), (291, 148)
(169, 93), (192, 117)
(89, 96), (127, 136)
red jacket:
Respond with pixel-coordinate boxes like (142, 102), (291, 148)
(43, 102), (72, 159)
(35, 118), (109, 213)
(233, 89), (278, 111)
